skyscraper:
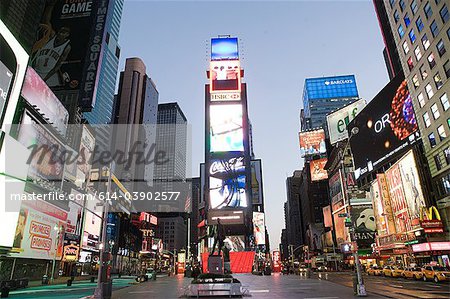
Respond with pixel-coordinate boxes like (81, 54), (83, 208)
(301, 75), (359, 131)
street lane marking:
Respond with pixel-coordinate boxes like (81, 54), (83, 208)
(304, 297), (339, 299)
(250, 290), (270, 293)
(129, 290), (156, 294)
(389, 284), (404, 288)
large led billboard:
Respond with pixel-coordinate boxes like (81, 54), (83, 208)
(209, 154), (247, 209)
(253, 212), (266, 245)
(310, 158), (328, 181)
(304, 75), (358, 100)
(327, 99), (366, 144)
(31, 0), (109, 111)
(209, 61), (241, 93)
(211, 37), (239, 61)
(251, 160), (263, 205)
(210, 104), (244, 152)
(348, 75), (419, 180)
(299, 129), (326, 157)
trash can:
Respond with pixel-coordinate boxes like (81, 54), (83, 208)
(42, 275), (49, 285)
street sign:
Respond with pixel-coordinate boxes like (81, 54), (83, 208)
(338, 213), (348, 217)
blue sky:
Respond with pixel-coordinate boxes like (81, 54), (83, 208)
(118, 0), (389, 251)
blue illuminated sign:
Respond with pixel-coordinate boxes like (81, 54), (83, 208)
(305, 75), (358, 100)
(211, 37), (239, 61)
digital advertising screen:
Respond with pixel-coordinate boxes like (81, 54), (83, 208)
(210, 104), (244, 152)
(304, 75), (358, 100)
(326, 99), (366, 145)
(253, 212), (266, 245)
(82, 194), (102, 251)
(211, 37), (239, 61)
(251, 160), (263, 205)
(224, 235), (245, 252)
(209, 60), (241, 93)
(209, 154), (247, 209)
(299, 129), (326, 157)
(310, 158), (328, 181)
(348, 75), (419, 180)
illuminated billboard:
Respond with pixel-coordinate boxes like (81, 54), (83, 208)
(211, 37), (239, 61)
(351, 204), (376, 249)
(370, 180), (388, 236)
(210, 104), (244, 152)
(224, 235), (245, 252)
(348, 75), (419, 180)
(210, 92), (241, 102)
(209, 154), (247, 209)
(251, 160), (263, 205)
(310, 158), (328, 181)
(326, 99), (366, 144)
(209, 60), (241, 93)
(253, 212), (266, 245)
(31, 0), (109, 111)
(82, 193), (102, 251)
(299, 129), (326, 157)
(304, 75), (358, 100)
(76, 124), (95, 188)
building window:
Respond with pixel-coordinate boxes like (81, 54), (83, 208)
(420, 65), (428, 80)
(424, 2), (433, 19)
(435, 154), (443, 170)
(407, 57), (414, 70)
(423, 112), (432, 127)
(445, 147), (450, 165)
(447, 27), (450, 40)
(403, 41), (410, 54)
(426, 83), (434, 98)
(404, 13), (411, 27)
(435, 0), (441, 4)
(399, 0), (406, 12)
(418, 92), (426, 107)
(434, 72), (444, 89)
(412, 74), (420, 88)
(411, 0), (418, 15)
(437, 125), (447, 140)
(441, 93), (449, 111)
(416, 17), (424, 32)
(409, 29), (416, 43)
(444, 60), (450, 78)
(431, 103), (441, 119)
(441, 5), (449, 23)
(428, 53), (436, 68)
(422, 34), (431, 50)
(414, 46), (422, 60)
(390, 0), (396, 8)
(437, 39), (446, 56)
(430, 20), (439, 37)
(398, 25), (405, 38)
(429, 132), (437, 147)
(394, 10), (400, 23)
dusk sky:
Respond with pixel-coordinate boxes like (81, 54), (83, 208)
(118, 0), (390, 251)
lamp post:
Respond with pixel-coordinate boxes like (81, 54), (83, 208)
(51, 224), (63, 284)
(342, 127), (366, 297)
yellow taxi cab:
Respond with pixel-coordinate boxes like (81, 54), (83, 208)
(367, 265), (382, 276)
(383, 265), (403, 278)
(422, 265), (450, 283)
(401, 267), (423, 280)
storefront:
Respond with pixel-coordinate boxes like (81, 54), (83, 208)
(412, 242), (450, 267)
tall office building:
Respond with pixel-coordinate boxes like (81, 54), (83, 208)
(379, 0), (449, 220)
(301, 75), (359, 131)
(284, 171), (304, 249)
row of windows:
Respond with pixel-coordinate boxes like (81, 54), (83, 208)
(434, 146), (450, 171)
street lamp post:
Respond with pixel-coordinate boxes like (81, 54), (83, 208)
(342, 127), (366, 297)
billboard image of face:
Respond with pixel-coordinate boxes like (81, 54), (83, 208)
(348, 75), (419, 180)
(209, 155), (247, 209)
(299, 129), (326, 157)
(224, 235), (245, 252)
(211, 37), (239, 61)
(327, 99), (366, 145)
(210, 61), (241, 93)
(351, 205), (376, 250)
(385, 164), (412, 233)
(210, 105), (244, 152)
(251, 160), (263, 205)
(310, 158), (328, 181)
(253, 212), (266, 245)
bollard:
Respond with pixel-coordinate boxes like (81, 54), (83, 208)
(67, 279), (72, 286)
(90, 277), (95, 283)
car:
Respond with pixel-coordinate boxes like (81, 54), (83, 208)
(402, 267), (423, 280)
(367, 266), (382, 276)
(422, 265), (450, 283)
(383, 265), (403, 278)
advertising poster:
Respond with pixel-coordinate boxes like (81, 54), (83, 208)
(376, 174), (397, 235)
(299, 129), (326, 157)
(251, 160), (263, 205)
(253, 212), (266, 246)
(209, 154), (247, 209)
(211, 37), (239, 61)
(310, 158), (328, 181)
(224, 235), (245, 252)
(210, 104), (244, 152)
(21, 67), (69, 136)
(348, 74), (419, 180)
(13, 200), (67, 260)
(82, 194), (102, 251)
(327, 99), (366, 144)
(0, 54), (14, 119)
(351, 204), (376, 249)
(65, 189), (84, 244)
(333, 212), (347, 246)
(323, 205), (333, 228)
(370, 180), (387, 236)
(330, 170), (344, 211)
(209, 60), (241, 93)
(76, 124), (95, 187)
(385, 164), (412, 233)
(397, 151), (426, 229)
(306, 224), (323, 252)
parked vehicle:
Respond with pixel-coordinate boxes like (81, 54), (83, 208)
(367, 265), (382, 276)
(383, 265), (403, 278)
(402, 267), (423, 280)
(422, 265), (450, 283)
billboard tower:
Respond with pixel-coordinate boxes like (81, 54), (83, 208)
(205, 36), (252, 246)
